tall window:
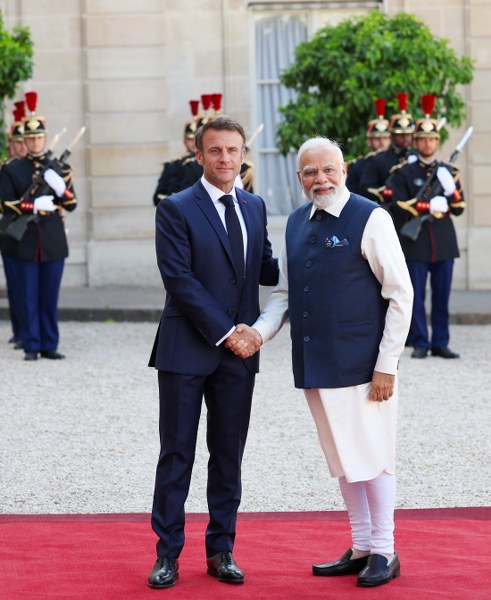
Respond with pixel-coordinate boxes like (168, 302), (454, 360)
(255, 14), (307, 215)
(253, 4), (379, 215)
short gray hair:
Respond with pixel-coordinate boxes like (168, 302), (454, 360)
(297, 137), (344, 170)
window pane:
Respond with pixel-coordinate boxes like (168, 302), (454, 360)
(255, 14), (307, 215)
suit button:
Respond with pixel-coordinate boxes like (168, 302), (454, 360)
(304, 336), (310, 342)
(304, 286), (310, 292)
(310, 237), (316, 244)
(305, 260), (312, 267)
(230, 278), (237, 284)
(303, 311), (309, 318)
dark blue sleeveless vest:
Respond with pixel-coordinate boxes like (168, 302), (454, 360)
(286, 194), (388, 389)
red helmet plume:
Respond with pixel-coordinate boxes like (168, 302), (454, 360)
(374, 98), (386, 119)
(420, 94), (436, 117)
(396, 92), (408, 113)
(25, 91), (38, 114)
(201, 94), (212, 111)
(14, 101), (26, 119)
(189, 100), (200, 116)
(211, 93), (222, 113)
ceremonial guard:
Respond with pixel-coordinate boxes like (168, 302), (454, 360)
(346, 98), (391, 195)
(237, 158), (254, 193)
(1, 102), (27, 346)
(385, 94), (465, 359)
(0, 92), (77, 361)
(153, 94), (256, 204)
(152, 99), (203, 206)
(7, 101), (28, 160)
(358, 92), (415, 204)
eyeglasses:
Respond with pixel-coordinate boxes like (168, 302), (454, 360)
(298, 166), (341, 180)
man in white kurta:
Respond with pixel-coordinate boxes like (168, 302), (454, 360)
(235, 137), (413, 588)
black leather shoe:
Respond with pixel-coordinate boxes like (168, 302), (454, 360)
(431, 346), (459, 359)
(14, 341), (24, 350)
(411, 346), (428, 359)
(207, 552), (244, 583)
(357, 553), (401, 587)
(40, 350), (65, 360)
(313, 548), (369, 576)
(147, 557), (179, 589)
(24, 351), (38, 361)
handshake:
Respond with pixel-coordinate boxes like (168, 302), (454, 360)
(225, 324), (263, 358)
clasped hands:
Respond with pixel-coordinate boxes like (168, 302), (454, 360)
(226, 324), (263, 358)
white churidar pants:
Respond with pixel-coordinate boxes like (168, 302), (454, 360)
(304, 382), (398, 554)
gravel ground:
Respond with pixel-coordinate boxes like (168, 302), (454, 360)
(1, 320), (489, 515)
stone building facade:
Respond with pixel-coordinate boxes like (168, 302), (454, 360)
(1, 0), (489, 289)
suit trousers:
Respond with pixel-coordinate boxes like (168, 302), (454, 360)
(151, 348), (255, 559)
(406, 259), (453, 348)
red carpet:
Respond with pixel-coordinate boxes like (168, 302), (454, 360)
(1, 508), (489, 599)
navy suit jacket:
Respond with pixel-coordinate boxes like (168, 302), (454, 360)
(149, 180), (278, 375)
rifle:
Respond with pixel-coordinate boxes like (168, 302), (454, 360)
(246, 123), (264, 148)
(20, 126), (85, 203)
(2, 127), (85, 242)
(399, 126), (473, 241)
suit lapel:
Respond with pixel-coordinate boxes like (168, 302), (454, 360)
(193, 181), (233, 263)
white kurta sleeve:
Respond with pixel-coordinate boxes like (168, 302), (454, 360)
(361, 208), (414, 375)
(253, 241), (289, 343)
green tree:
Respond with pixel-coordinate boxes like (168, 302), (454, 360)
(276, 11), (474, 160)
(0, 12), (34, 159)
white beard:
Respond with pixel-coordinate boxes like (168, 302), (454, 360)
(308, 185), (344, 210)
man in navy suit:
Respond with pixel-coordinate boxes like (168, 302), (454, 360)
(148, 116), (278, 589)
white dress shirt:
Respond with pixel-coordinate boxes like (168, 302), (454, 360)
(200, 176), (248, 261)
(200, 176), (248, 345)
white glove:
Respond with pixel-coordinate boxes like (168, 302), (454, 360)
(33, 195), (56, 214)
(43, 168), (67, 197)
(436, 166), (456, 196)
(407, 154), (418, 164)
(429, 195), (448, 215)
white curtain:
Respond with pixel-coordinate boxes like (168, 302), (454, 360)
(255, 15), (307, 215)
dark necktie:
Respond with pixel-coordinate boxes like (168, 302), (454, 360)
(219, 194), (244, 282)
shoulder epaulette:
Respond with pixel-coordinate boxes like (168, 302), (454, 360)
(347, 155), (364, 166)
(1, 157), (16, 169)
(388, 161), (407, 174)
(440, 160), (460, 171)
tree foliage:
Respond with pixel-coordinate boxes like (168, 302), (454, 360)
(0, 12), (34, 159)
(276, 11), (474, 160)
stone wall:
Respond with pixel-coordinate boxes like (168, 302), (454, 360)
(1, 0), (489, 288)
